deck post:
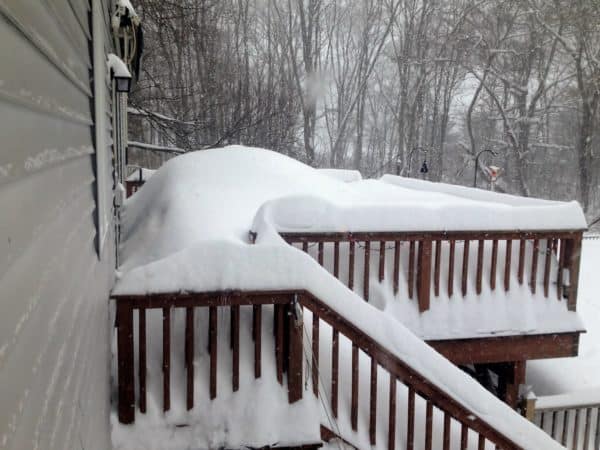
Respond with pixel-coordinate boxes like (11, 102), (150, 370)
(417, 239), (432, 312)
(523, 394), (537, 421)
(565, 234), (582, 311)
(117, 301), (135, 424)
(497, 361), (526, 409)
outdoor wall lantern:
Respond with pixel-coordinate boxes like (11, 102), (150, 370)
(114, 72), (132, 93)
(108, 53), (133, 93)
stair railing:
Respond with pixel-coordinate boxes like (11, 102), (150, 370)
(113, 289), (528, 449)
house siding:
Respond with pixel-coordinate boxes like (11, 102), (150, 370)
(0, 1), (114, 449)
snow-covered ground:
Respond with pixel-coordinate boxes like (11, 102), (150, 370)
(527, 238), (600, 395)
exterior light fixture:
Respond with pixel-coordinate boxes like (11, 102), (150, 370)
(114, 73), (132, 93)
(108, 53), (132, 93)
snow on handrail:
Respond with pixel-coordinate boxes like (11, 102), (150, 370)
(534, 389), (600, 412)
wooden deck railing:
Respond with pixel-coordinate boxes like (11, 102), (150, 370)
(524, 392), (600, 449)
(113, 289), (528, 449)
(279, 230), (583, 312)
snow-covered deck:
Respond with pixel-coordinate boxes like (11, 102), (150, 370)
(116, 146), (586, 341)
(110, 146), (586, 449)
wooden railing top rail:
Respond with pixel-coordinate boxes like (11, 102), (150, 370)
(531, 391), (600, 413)
(279, 229), (585, 242)
(113, 288), (530, 449)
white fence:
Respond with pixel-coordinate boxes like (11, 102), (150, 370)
(526, 389), (600, 449)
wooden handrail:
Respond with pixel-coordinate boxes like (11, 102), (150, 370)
(113, 289), (528, 449)
(298, 291), (523, 449)
(279, 229), (584, 313)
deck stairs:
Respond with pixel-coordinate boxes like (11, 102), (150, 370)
(112, 286), (566, 450)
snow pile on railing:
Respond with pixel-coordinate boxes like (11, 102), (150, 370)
(116, 145), (584, 339)
(113, 146), (576, 449)
(382, 175), (587, 230)
(119, 146), (586, 276)
(535, 387), (600, 411)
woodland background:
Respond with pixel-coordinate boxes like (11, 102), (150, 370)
(127, 0), (600, 223)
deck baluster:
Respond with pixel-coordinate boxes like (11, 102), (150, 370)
(417, 239), (432, 312)
(139, 307), (146, 413)
(351, 343), (359, 431)
(275, 304), (284, 384)
(253, 305), (261, 378)
(349, 241), (355, 290)
(388, 374), (397, 450)
(476, 240), (484, 294)
(531, 239), (539, 294)
(504, 239), (512, 291)
(583, 408), (591, 450)
(562, 410), (570, 446)
(117, 302), (135, 424)
(572, 409), (581, 449)
(443, 412), (451, 450)
(478, 435), (485, 450)
(393, 240), (401, 295)
(462, 239), (470, 296)
(594, 406), (600, 448)
(460, 422), (468, 450)
(379, 240), (386, 282)
(434, 239), (441, 296)
(557, 239), (565, 300)
(312, 313), (319, 395)
(231, 305), (239, 392)
(163, 306), (171, 410)
(408, 240), (415, 299)
(209, 306), (217, 399)
(370, 357), (377, 445)
(331, 329), (339, 417)
(407, 387), (415, 450)
(364, 240), (371, 301)
(518, 238), (526, 285)
(425, 401), (433, 450)
(288, 297), (303, 403)
(544, 239), (552, 298)
(448, 240), (455, 297)
(490, 239), (498, 290)
(185, 307), (194, 408)
(334, 241), (340, 278)
(318, 242), (324, 265)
